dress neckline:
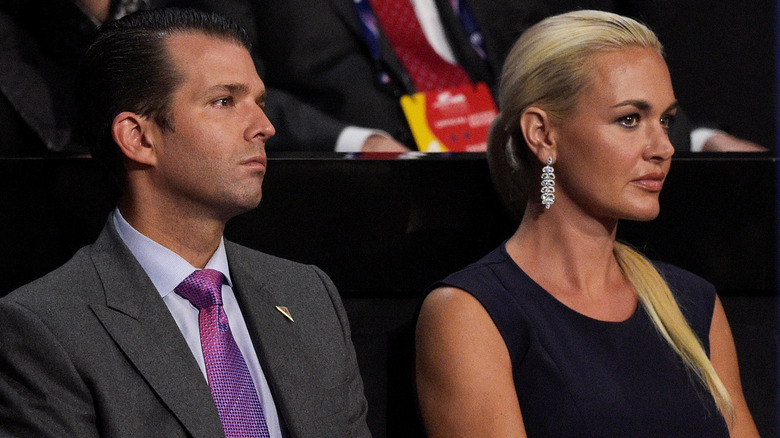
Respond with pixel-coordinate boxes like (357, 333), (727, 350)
(498, 242), (641, 326)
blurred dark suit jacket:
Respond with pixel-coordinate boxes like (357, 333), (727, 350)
(0, 0), (353, 153)
(250, 0), (548, 148)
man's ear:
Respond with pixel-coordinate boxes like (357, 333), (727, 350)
(111, 111), (158, 166)
(520, 106), (557, 164)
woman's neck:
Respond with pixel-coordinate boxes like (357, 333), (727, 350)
(505, 202), (637, 321)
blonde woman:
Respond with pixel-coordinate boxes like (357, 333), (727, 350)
(415, 10), (758, 437)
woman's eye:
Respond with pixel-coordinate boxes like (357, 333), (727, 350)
(660, 114), (676, 129)
(618, 114), (639, 127)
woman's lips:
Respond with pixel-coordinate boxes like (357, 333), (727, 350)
(631, 172), (665, 191)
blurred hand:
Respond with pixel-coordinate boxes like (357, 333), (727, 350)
(360, 134), (411, 153)
(77, 0), (111, 22)
(702, 132), (768, 152)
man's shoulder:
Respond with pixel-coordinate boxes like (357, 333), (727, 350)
(1, 244), (99, 311)
(223, 241), (342, 315)
(223, 241), (329, 290)
(224, 241), (312, 271)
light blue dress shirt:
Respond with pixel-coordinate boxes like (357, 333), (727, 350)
(113, 208), (283, 437)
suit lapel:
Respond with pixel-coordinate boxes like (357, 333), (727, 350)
(327, 0), (364, 39)
(433, 0), (494, 84)
(329, 0), (415, 93)
(226, 244), (311, 435)
(88, 223), (224, 437)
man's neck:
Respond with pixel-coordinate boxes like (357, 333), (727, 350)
(117, 200), (225, 269)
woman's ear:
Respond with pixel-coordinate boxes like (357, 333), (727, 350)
(111, 111), (158, 166)
(520, 106), (557, 164)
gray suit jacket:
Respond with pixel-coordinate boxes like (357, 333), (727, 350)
(0, 220), (371, 437)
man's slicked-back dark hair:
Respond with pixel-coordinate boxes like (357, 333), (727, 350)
(75, 7), (251, 194)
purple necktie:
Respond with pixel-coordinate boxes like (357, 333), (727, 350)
(175, 269), (270, 438)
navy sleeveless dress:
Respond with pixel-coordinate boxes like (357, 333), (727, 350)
(431, 244), (729, 437)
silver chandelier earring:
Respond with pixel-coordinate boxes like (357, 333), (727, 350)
(541, 157), (555, 209)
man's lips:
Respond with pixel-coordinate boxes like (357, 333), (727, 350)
(242, 155), (267, 171)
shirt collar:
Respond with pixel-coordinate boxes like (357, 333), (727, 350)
(112, 207), (232, 298)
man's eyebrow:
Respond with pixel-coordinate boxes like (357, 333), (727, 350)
(205, 83), (266, 105)
(206, 83), (249, 95)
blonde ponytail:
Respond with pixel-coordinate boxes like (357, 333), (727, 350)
(613, 242), (734, 421)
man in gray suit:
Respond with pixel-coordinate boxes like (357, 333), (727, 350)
(0, 8), (371, 437)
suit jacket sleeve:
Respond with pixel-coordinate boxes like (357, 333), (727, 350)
(263, 87), (349, 152)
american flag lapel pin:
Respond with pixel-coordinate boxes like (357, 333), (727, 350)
(275, 306), (294, 322)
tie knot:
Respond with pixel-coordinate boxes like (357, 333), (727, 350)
(175, 269), (226, 309)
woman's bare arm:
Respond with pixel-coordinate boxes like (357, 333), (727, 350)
(709, 295), (760, 437)
(416, 286), (527, 438)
